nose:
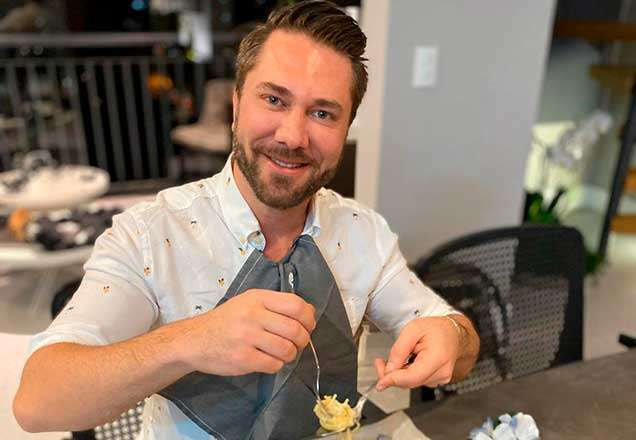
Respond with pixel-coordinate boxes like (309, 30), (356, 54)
(274, 108), (309, 150)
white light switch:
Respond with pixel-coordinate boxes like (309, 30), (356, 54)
(412, 46), (438, 88)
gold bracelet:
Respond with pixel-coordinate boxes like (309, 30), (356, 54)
(444, 314), (464, 339)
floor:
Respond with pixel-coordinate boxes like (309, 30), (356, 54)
(1, 233), (634, 440)
(583, 232), (636, 359)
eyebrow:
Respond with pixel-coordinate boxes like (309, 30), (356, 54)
(313, 98), (343, 113)
(256, 81), (343, 113)
(257, 81), (292, 98)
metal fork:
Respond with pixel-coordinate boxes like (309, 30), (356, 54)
(287, 271), (325, 409)
(351, 379), (378, 420)
(308, 338), (324, 403)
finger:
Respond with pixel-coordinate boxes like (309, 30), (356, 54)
(385, 324), (421, 374)
(253, 330), (299, 364)
(377, 353), (438, 390)
(247, 348), (285, 375)
(261, 292), (316, 332)
(260, 309), (311, 350)
(420, 362), (454, 388)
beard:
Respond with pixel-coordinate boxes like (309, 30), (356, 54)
(232, 132), (343, 210)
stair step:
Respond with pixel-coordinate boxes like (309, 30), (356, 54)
(611, 215), (636, 234)
(625, 169), (636, 193)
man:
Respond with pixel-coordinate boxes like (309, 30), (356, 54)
(13, 2), (479, 439)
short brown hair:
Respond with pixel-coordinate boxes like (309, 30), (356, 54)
(235, 0), (368, 124)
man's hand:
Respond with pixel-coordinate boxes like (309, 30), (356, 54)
(177, 289), (316, 376)
(375, 314), (478, 390)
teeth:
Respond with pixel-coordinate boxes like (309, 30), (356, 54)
(271, 157), (304, 169)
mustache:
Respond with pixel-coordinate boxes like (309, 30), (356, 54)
(252, 141), (315, 165)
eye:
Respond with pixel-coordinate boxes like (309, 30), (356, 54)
(313, 110), (332, 120)
(265, 95), (281, 106)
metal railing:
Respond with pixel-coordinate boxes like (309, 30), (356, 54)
(0, 32), (238, 191)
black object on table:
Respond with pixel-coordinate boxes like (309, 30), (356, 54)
(408, 350), (636, 440)
(618, 333), (636, 348)
(26, 206), (122, 251)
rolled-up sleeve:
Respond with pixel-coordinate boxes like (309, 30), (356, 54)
(365, 213), (457, 339)
(29, 210), (159, 356)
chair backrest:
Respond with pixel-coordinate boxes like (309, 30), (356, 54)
(93, 402), (144, 440)
(199, 78), (234, 126)
(413, 225), (584, 394)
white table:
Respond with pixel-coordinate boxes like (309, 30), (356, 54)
(0, 165), (110, 210)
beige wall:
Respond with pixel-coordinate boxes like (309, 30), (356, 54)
(356, 0), (556, 261)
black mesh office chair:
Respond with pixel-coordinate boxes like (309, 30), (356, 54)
(412, 225), (585, 398)
(71, 403), (144, 440)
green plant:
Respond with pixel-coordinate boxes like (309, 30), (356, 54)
(523, 190), (603, 274)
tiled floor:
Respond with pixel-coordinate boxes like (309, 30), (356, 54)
(1, 234), (634, 439)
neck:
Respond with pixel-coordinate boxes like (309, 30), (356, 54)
(232, 161), (311, 259)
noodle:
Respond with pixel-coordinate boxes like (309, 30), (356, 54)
(313, 394), (359, 439)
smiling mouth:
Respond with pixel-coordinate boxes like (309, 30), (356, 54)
(265, 154), (309, 170)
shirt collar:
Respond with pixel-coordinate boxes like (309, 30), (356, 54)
(213, 155), (322, 251)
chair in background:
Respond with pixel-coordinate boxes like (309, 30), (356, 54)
(412, 224), (585, 400)
(171, 78), (234, 180)
(69, 402), (144, 440)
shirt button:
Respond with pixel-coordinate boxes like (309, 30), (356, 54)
(247, 231), (265, 249)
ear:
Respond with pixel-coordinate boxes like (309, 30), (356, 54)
(232, 89), (239, 132)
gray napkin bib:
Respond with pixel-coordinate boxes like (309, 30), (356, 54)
(159, 235), (358, 440)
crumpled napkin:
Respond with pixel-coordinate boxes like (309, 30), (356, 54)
(469, 412), (540, 440)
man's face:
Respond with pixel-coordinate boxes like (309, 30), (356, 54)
(232, 30), (353, 210)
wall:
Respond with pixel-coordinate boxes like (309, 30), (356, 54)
(355, 0), (391, 209)
(357, 1), (556, 261)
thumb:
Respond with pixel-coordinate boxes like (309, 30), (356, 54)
(376, 366), (415, 390)
(374, 358), (387, 380)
